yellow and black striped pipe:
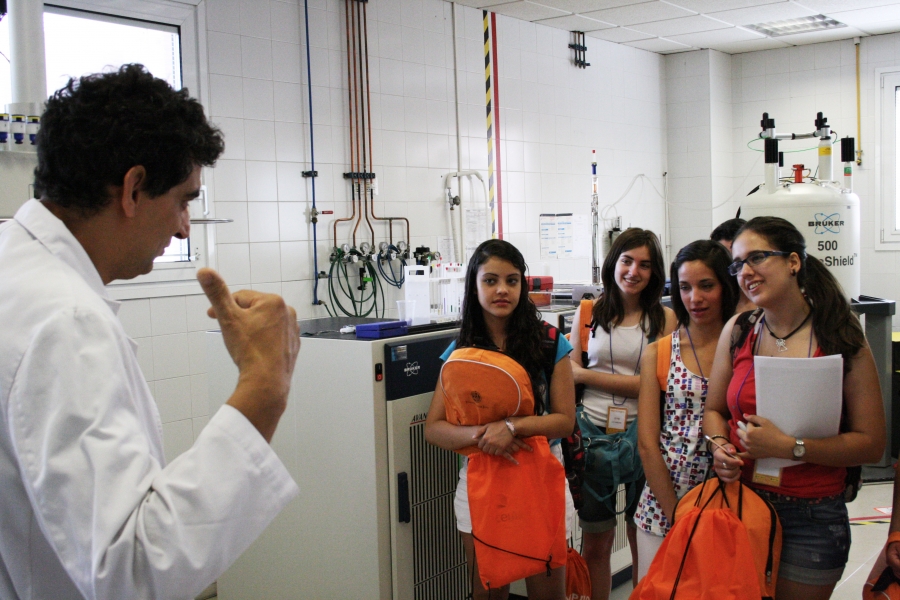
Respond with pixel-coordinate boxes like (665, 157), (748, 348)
(483, 11), (503, 239)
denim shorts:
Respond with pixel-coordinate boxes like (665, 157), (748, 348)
(755, 490), (850, 586)
(577, 474), (644, 533)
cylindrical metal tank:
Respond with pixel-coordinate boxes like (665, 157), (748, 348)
(742, 181), (860, 300)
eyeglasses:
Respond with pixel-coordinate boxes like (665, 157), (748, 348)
(727, 251), (791, 276)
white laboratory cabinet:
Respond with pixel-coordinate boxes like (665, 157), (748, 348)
(207, 318), (466, 600)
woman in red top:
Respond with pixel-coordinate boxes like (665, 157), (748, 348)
(703, 216), (885, 600)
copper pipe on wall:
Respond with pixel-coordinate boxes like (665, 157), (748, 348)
(333, 0), (358, 248)
(855, 38), (863, 166)
(333, 0), (411, 252)
(355, 0), (375, 245)
(361, 0), (410, 247)
(349, 0), (363, 246)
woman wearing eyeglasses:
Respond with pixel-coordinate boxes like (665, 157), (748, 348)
(703, 216), (885, 600)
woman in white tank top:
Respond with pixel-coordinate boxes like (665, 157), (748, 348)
(569, 228), (675, 600)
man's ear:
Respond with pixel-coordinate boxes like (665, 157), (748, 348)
(118, 166), (148, 218)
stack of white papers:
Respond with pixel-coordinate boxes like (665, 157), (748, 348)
(753, 354), (843, 477)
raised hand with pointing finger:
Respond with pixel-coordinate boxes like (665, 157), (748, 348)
(197, 267), (300, 443)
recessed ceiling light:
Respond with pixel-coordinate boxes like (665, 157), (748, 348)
(745, 14), (847, 37)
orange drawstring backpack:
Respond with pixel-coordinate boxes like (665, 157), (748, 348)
(630, 478), (781, 600)
(863, 546), (900, 600)
(565, 546), (591, 600)
(441, 347), (567, 590)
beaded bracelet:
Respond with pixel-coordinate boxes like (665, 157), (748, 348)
(706, 434), (730, 455)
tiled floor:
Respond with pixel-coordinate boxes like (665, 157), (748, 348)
(832, 480), (894, 599)
(611, 481), (895, 600)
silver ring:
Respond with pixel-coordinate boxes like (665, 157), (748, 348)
(722, 461), (727, 468)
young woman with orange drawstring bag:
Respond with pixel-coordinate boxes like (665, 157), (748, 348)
(631, 240), (741, 580)
(424, 239), (577, 600)
(704, 217), (886, 600)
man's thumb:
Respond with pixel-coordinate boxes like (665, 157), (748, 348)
(197, 268), (235, 317)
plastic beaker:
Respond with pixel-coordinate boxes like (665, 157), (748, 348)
(396, 300), (415, 324)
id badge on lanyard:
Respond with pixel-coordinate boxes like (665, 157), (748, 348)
(752, 463), (782, 487)
(606, 406), (627, 434)
(604, 323), (643, 435)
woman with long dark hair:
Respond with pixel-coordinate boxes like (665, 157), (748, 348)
(633, 240), (739, 578)
(425, 239), (576, 600)
(703, 216), (885, 600)
(568, 228), (676, 599)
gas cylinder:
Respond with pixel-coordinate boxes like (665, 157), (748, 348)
(742, 181), (860, 300)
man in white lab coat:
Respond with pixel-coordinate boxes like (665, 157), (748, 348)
(0, 64), (301, 599)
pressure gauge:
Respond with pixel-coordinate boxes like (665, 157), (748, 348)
(360, 242), (372, 254)
(341, 243), (351, 253)
(379, 242), (389, 252)
(397, 241), (408, 252)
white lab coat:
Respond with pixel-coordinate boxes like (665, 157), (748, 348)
(0, 199), (299, 600)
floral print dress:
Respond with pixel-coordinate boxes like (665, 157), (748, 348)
(633, 329), (711, 537)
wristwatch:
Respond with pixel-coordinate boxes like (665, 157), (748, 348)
(792, 438), (806, 459)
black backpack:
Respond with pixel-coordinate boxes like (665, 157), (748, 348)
(540, 322), (586, 511)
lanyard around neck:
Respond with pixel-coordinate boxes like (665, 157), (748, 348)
(609, 322), (645, 406)
(682, 326), (705, 380)
(734, 318), (813, 415)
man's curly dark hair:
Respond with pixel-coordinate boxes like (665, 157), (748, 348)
(34, 64), (224, 216)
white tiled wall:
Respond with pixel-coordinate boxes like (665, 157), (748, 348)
(728, 34), (900, 328)
(663, 34), (900, 329)
(119, 294), (215, 462)
(492, 15), (667, 280)
(665, 50), (714, 255)
(120, 0), (668, 461)
(116, 2), (900, 464)
(709, 50), (734, 228)
(116, 4), (900, 464)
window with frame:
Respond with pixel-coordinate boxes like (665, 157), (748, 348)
(0, 0), (214, 298)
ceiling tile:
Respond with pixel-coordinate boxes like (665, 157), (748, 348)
(586, 25), (656, 41)
(792, 0), (900, 11)
(581, 1), (696, 26)
(853, 20), (900, 34)
(488, 0), (571, 20)
(629, 14), (732, 36)
(666, 25), (767, 47)
(531, 0), (653, 11)
(828, 6), (900, 28)
(773, 24), (868, 43)
(624, 36), (694, 51)
(667, 0), (788, 13)
(713, 37), (793, 52)
(704, 2), (818, 26)
(534, 13), (616, 30)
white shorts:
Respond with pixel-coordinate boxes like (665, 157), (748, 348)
(454, 442), (575, 539)
(635, 528), (665, 581)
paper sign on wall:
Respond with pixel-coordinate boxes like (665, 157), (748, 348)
(465, 207), (488, 263)
(572, 215), (591, 260)
(540, 214), (558, 259)
(540, 213), (589, 260)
